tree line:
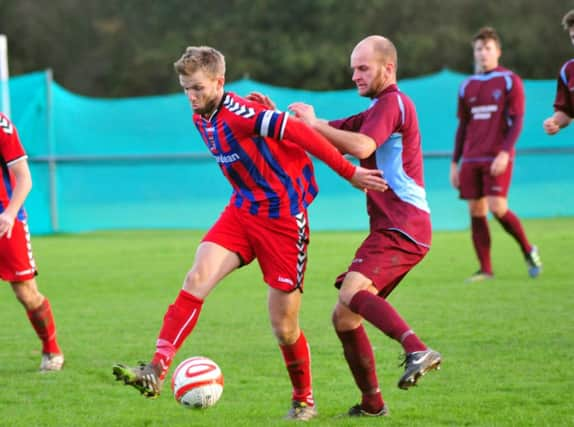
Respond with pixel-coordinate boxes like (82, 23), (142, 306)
(1, 0), (571, 97)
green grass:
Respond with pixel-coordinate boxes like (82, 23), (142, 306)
(0, 218), (573, 426)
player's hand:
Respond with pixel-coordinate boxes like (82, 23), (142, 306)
(288, 102), (318, 127)
(350, 167), (388, 192)
(449, 162), (460, 189)
(490, 151), (509, 176)
(543, 117), (560, 135)
(245, 92), (276, 110)
(0, 212), (15, 239)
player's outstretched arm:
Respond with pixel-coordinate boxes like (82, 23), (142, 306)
(543, 111), (571, 135)
(288, 102), (376, 159)
(283, 117), (387, 192)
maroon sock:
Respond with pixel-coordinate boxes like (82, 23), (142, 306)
(27, 298), (61, 354)
(495, 210), (532, 257)
(336, 325), (384, 413)
(279, 331), (314, 406)
(471, 216), (492, 274)
(349, 291), (426, 354)
(151, 290), (203, 380)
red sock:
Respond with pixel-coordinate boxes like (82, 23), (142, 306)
(279, 331), (314, 406)
(495, 210), (532, 257)
(349, 290), (426, 354)
(471, 216), (492, 274)
(151, 290), (203, 380)
(336, 325), (384, 413)
(27, 298), (61, 355)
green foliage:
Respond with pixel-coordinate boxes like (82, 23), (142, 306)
(0, 0), (571, 96)
(0, 218), (573, 425)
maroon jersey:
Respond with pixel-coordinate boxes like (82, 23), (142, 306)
(0, 113), (27, 220)
(329, 84), (431, 247)
(453, 67), (525, 163)
(554, 59), (574, 118)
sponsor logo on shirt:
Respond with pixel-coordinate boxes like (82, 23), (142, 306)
(214, 153), (240, 164)
(471, 104), (498, 120)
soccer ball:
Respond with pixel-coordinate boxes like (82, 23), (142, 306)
(171, 356), (224, 409)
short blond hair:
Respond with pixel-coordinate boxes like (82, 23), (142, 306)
(562, 10), (574, 30)
(174, 46), (225, 78)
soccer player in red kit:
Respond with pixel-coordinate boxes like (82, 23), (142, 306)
(450, 27), (542, 283)
(286, 35), (441, 417)
(112, 46), (387, 420)
(0, 113), (64, 371)
(543, 10), (574, 135)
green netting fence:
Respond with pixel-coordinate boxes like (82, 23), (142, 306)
(5, 69), (573, 234)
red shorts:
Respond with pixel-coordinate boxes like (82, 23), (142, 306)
(0, 219), (38, 282)
(202, 204), (310, 293)
(458, 161), (513, 199)
(335, 229), (428, 298)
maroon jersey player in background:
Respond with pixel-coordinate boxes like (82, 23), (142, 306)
(543, 9), (574, 135)
(0, 113), (64, 371)
(450, 27), (542, 283)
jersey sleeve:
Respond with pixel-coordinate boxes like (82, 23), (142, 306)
(358, 96), (402, 147)
(506, 73), (525, 118)
(328, 113), (364, 131)
(254, 109), (289, 141)
(554, 62), (573, 118)
(453, 91), (469, 162)
(0, 114), (27, 165)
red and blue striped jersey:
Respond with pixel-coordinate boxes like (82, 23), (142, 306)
(0, 113), (27, 220)
(193, 92), (319, 218)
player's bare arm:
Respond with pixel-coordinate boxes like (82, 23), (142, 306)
(490, 151), (510, 177)
(543, 111), (572, 135)
(0, 159), (32, 239)
(449, 162), (460, 189)
(289, 102), (377, 159)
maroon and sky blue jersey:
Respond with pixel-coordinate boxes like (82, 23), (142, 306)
(0, 113), (27, 220)
(454, 66), (525, 162)
(329, 84), (431, 248)
(554, 58), (574, 118)
(193, 92), (319, 219)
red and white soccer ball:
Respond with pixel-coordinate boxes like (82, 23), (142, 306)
(171, 356), (224, 409)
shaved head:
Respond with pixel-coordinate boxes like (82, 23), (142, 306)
(353, 35), (398, 69)
(350, 35), (397, 97)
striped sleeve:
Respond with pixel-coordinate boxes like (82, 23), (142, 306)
(254, 110), (288, 141)
(0, 114), (27, 164)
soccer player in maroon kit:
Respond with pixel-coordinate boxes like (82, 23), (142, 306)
(543, 10), (574, 135)
(0, 113), (64, 371)
(287, 35), (441, 417)
(112, 46), (387, 421)
(450, 27), (542, 283)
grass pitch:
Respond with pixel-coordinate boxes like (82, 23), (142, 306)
(0, 217), (572, 426)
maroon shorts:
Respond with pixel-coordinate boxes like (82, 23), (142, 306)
(0, 219), (37, 282)
(202, 204), (310, 292)
(335, 229), (429, 298)
(458, 161), (513, 199)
